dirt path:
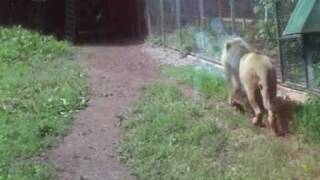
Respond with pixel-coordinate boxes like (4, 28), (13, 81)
(46, 41), (161, 180)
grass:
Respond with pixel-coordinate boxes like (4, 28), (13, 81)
(0, 27), (86, 179)
(292, 57), (320, 143)
(162, 65), (227, 99)
(295, 97), (320, 143)
(121, 65), (320, 180)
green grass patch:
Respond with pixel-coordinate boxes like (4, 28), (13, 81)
(121, 66), (320, 180)
(295, 97), (320, 143)
(162, 65), (227, 99)
(292, 55), (320, 143)
(0, 27), (86, 179)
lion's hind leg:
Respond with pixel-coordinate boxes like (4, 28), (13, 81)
(243, 84), (264, 127)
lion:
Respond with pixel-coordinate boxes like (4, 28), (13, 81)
(221, 37), (283, 135)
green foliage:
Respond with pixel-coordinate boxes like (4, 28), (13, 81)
(255, 19), (277, 42)
(250, 0), (298, 45)
(0, 27), (86, 179)
(121, 66), (320, 180)
(250, 0), (278, 45)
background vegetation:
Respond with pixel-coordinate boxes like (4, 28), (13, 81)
(0, 27), (86, 179)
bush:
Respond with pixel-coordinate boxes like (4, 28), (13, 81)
(0, 26), (70, 64)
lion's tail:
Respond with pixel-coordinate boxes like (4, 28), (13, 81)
(260, 69), (277, 112)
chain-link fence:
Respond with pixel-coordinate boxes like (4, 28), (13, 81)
(145, 0), (280, 78)
(275, 0), (304, 89)
(146, 0), (320, 90)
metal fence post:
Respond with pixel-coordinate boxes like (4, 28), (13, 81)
(199, 0), (205, 54)
(229, 0), (236, 33)
(274, 1), (285, 82)
(145, 1), (152, 38)
(160, 0), (165, 45)
(218, 0), (222, 18)
(175, 0), (181, 50)
(199, 0), (204, 27)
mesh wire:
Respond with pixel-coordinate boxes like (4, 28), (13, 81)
(146, 0), (262, 61)
(278, 36), (306, 87)
(275, 0), (297, 36)
(145, 0), (286, 83)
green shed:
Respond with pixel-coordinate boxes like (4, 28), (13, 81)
(276, 0), (320, 90)
(283, 0), (320, 35)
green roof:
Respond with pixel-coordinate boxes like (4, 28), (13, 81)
(283, 0), (320, 36)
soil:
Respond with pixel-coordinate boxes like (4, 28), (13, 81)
(46, 40), (161, 180)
